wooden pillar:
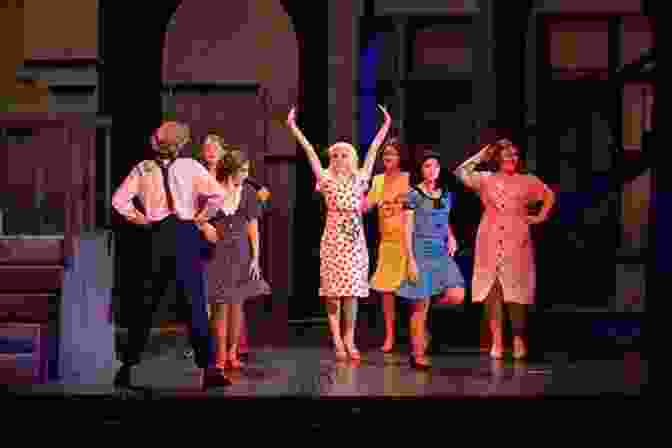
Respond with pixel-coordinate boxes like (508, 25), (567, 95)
(0, 0), (49, 112)
(0, 0), (24, 103)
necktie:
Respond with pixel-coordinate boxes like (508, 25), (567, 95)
(157, 159), (176, 213)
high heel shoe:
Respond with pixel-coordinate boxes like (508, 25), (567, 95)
(380, 341), (394, 353)
(228, 350), (244, 369)
(489, 346), (503, 359)
(345, 345), (361, 361)
(410, 354), (431, 370)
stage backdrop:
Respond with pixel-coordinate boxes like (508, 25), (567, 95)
(158, 0), (298, 327)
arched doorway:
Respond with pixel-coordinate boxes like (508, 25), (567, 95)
(159, 0), (299, 342)
(109, 0), (323, 342)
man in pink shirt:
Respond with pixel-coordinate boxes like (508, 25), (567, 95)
(111, 121), (232, 390)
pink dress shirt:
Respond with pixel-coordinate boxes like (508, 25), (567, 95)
(112, 158), (228, 223)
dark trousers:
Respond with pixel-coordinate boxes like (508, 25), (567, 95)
(120, 215), (214, 369)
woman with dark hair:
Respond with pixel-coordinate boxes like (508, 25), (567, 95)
(454, 139), (555, 359)
(396, 151), (466, 369)
(366, 137), (410, 353)
(196, 145), (271, 369)
(181, 135), (258, 361)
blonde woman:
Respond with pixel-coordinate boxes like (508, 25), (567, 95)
(287, 105), (391, 361)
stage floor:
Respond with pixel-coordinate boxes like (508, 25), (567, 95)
(3, 326), (644, 398)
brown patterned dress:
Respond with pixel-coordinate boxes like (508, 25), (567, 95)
(205, 183), (271, 304)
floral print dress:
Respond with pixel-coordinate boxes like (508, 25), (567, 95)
(470, 173), (548, 305)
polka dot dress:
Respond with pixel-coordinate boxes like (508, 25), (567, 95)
(318, 170), (370, 298)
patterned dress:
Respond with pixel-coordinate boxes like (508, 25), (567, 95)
(396, 188), (465, 301)
(318, 170), (370, 298)
(368, 173), (410, 292)
(205, 183), (271, 304)
(469, 172), (548, 305)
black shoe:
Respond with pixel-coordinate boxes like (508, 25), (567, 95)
(203, 368), (232, 390)
(113, 365), (132, 388)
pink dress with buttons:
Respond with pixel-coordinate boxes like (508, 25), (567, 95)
(470, 172), (548, 305)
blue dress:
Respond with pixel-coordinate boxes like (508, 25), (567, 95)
(396, 187), (465, 301)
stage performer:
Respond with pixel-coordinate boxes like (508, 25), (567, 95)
(287, 104), (391, 361)
(396, 151), (466, 369)
(111, 121), (233, 389)
(364, 138), (411, 353)
(196, 145), (270, 369)
(181, 135), (255, 361)
(454, 139), (555, 359)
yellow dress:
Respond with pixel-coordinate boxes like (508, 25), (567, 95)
(368, 173), (410, 292)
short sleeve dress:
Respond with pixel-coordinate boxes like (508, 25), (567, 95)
(368, 173), (410, 292)
(470, 173), (548, 305)
(396, 187), (465, 301)
(317, 170), (370, 298)
(205, 183), (271, 304)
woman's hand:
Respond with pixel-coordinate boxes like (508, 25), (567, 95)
(481, 144), (495, 161)
(194, 209), (209, 225)
(378, 104), (391, 125)
(249, 257), (261, 280)
(199, 222), (219, 243)
(407, 258), (419, 283)
(526, 215), (546, 225)
(447, 236), (458, 256)
(286, 107), (297, 128)
(129, 212), (150, 226)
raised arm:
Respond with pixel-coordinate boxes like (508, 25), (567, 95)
(453, 144), (494, 191)
(361, 105), (392, 180)
(286, 107), (324, 181)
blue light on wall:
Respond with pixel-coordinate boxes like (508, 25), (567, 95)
(359, 32), (380, 158)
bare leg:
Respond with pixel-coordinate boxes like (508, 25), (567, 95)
(439, 287), (465, 305)
(409, 299), (430, 367)
(228, 303), (244, 368)
(508, 303), (528, 359)
(486, 280), (505, 358)
(211, 303), (229, 369)
(380, 292), (396, 352)
(325, 297), (346, 360)
(239, 309), (249, 355)
(342, 297), (360, 360)
(433, 287), (465, 351)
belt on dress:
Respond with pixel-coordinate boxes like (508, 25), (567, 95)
(327, 209), (360, 215)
